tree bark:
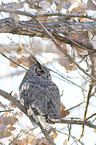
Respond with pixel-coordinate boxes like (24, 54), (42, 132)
(0, 18), (95, 51)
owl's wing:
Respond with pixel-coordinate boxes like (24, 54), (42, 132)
(45, 81), (61, 121)
(19, 79), (47, 116)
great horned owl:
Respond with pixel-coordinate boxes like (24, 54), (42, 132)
(19, 63), (61, 123)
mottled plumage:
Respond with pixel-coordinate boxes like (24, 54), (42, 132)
(19, 63), (61, 122)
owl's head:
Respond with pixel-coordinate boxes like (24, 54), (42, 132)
(27, 63), (51, 80)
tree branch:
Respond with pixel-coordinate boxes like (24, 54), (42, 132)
(80, 52), (96, 138)
(34, 12), (96, 21)
(0, 8), (96, 81)
(0, 52), (27, 70)
(26, 13), (96, 81)
(0, 18), (95, 51)
(0, 10), (95, 51)
(0, 89), (96, 130)
(0, 89), (56, 145)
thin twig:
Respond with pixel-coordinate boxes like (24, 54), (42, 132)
(80, 85), (93, 138)
(86, 113), (96, 121)
(84, 85), (93, 119)
(0, 109), (14, 113)
(9, 128), (36, 145)
(67, 101), (85, 111)
(57, 130), (84, 145)
(0, 52), (27, 70)
(80, 52), (95, 138)
(50, 69), (88, 92)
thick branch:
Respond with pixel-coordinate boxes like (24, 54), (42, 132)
(0, 18), (95, 51)
(0, 8), (96, 81)
(0, 8), (96, 50)
(0, 89), (96, 130)
(29, 13), (96, 81)
(0, 18), (96, 81)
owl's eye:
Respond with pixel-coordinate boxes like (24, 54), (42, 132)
(35, 67), (44, 76)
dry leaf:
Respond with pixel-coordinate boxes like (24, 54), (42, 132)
(8, 126), (16, 131)
(0, 125), (11, 139)
(63, 139), (67, 145)
(0, 123), (4, 125)
(50, 133), (58, 140)
(9, 56), (21, 68)
(0, 125), (7, 133)
(2, 130), (11, 138)
(61, 102), (70, 118)
(9, 138), (13, 142)
(41, 133), (58, 145)
(14, 93), (17, 99)
(20, 55), (36, 67)
(17, 44), (24, 55)
(94, 129), (96, 133)
(58, 57), (75, 71)
(31, 137), (41, 145)
(9, 135), (29, 145)
(12, 133), (15, 138)
(4, 112), (8, 117)
(0, 116), (18, 125)
(17, 112), (23, 118)
(71, 4), (86, 14)
(11, 139), (24, 145)
(9, 102), (15, 108)
(61, 102), (66, 110)
(10, 117), (18, 125)
(61, 109), (70, 118)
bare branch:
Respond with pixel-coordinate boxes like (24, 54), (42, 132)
(27, 14), (96, 81)
(0, 8), (95, 81)
(80, 52), (96, 138)
(0, 8), (96, 20)
(67, 101), (85, 111)
(0, 89), (56, 145)
(55, 119), (96, 129)
(57, 130), (84, 145)
(0, 8), (95, 51)
(34, 12), (96, 21)
(0, 109), (14, 113)
(0, 18), (95, 51)
(0, 89), (96, 130)
(0, 52), (27, 70)
(86, 113), (96, 121)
